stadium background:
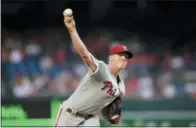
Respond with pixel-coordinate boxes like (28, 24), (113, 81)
(1, 0), (196, 127)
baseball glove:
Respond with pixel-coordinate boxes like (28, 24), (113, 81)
(101, 96), (122, 124)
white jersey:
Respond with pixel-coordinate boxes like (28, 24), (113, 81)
(62, 55), (125, 115)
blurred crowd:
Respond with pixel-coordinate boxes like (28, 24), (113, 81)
(2, 28), (196, 100)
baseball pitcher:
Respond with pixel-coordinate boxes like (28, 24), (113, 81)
(54, 9), (133, 127)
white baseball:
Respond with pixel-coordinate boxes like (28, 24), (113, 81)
(63, 8), (73, 16)
(111, 115), (120, 120)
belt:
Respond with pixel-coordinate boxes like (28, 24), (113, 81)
(66, 108), (93, 120)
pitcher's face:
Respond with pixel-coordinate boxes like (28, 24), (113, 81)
(110, 52), (128, 70)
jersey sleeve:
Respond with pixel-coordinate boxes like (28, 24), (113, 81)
(84, 54), (106, 80)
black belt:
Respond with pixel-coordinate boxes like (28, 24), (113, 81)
(66, 108), (93, 120)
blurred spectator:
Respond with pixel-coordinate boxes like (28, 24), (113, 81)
(128, 34), (144, 54)
(2, 28), (196, 100)
(4, 37), (17, 50)
(1, 47), (9, 61)
(12, 75), (34, 98)
(126, 74), (138, 98)
(170, 56), (184, 69)
(40, 56), (53, 72)
(9, 48), (23, 64)
(137, 74), (154, 100)
(52, 47), (67, 65)
(157, 71), (173, 98)
(185, 82), (196, 99)
(53, 72), (73, 96)
(32, 75), (47, 91)
(73, 63), (87, 78)
(25, 41), (42, 56)
(162, 84), (176, 99)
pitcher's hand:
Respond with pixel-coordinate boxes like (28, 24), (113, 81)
(64, 15), (76, 32)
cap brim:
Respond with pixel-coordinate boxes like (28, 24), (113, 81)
(119, 51), (133, 59)
(124, 51), (133, 59)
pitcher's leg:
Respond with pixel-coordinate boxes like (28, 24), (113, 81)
(54, 107), (84, 127)
(54, 108), (67, 127)
(80, 115), (100, 128)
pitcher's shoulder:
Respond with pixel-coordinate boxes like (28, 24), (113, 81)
(97, 60), (108, 67)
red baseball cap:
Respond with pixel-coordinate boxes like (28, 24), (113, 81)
(109, 44), (133, 59)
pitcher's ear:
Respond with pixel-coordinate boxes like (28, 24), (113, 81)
(109, 55), (114, 61)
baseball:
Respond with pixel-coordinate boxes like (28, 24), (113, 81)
(63, 8), (73, 16)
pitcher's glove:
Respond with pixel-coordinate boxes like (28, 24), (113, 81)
(101, 96), (122, 124)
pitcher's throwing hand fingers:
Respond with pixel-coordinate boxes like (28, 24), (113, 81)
(64, 16), (73, 22)
(63, 16), (76, 31)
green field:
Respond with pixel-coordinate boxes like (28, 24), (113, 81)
(2, 99), (196, 127)
(2, 119), (52, 126)
(2, 114), (196, 127)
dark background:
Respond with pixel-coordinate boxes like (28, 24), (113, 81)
(2, 0), (196, 53)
